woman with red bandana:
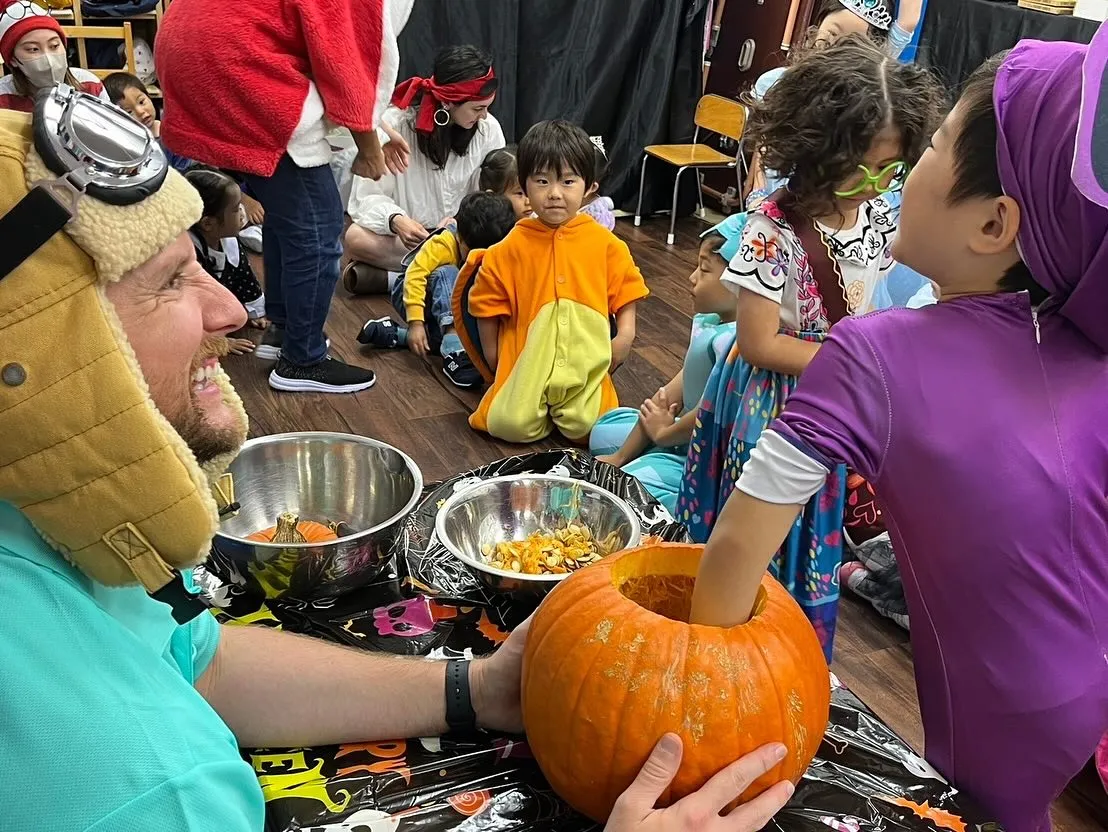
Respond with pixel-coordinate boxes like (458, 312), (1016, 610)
(156, 0), (414, 395)
(343, 45), (505, 293)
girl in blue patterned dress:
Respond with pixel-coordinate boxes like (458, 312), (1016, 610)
(676, 37), (943, 659)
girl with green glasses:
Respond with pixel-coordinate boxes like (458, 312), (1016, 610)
(675, 35), (943, 659)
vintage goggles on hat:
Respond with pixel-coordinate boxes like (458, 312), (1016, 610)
(0, 83), (168, 281)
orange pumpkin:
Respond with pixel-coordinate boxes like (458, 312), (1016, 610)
(247, 517), (337, 544)
(521, 542), (830, 822)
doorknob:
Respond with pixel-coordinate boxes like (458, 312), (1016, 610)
(737, 39), (756, 72)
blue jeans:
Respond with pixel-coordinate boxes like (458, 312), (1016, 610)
(243, 156), (343, 365)
(390, 264), (460, 350)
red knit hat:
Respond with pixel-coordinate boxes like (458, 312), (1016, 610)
(0, 0), (65, 66)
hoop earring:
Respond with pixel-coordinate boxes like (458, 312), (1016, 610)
(433, 107), (451, 127)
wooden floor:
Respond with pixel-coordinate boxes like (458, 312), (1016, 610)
(224, 215), (1107, 830)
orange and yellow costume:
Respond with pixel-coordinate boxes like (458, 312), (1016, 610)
(454, 215), (648, 443)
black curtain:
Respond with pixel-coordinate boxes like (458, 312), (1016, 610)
(397, 0), (708, 211)
(917, 0), (1097, 93)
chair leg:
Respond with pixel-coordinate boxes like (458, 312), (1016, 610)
(668, 166), (689, 246)
(695, 168), (706, 219)
(634, 154), (650, 227)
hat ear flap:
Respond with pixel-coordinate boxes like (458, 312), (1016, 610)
(1074, 20), (1108, 208)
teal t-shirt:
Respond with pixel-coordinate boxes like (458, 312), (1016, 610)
(0, 501), (265, 831)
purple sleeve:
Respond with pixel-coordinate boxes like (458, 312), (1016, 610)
(772, 318), (892, 482)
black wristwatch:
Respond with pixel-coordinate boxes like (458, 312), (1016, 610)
(445, 659), (478, 735)
(387, 212), (404, 234)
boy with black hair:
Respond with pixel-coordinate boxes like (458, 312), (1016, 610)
(357, 190), (516, 388)
(455, 119), (649, 443)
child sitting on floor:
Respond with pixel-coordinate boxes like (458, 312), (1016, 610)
(579, 136), (615, 230)
(478, 145), (531, 219)
(455, 120), (650, 443)
(356, 191), (517, 388)
(185, 168), (268, 332)
(676, 36), (943, 658)
(590, 214), (745, 513)
(104, 72), (191, 173)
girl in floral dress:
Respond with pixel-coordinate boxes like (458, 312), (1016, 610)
(676, 37), (943, 659)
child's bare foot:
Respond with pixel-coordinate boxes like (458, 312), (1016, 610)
(595, 453), (624, 468)
(248, 317), (270, 330)
(227, 337), (256, 355)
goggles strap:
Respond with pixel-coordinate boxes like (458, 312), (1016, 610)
(0, 173), (84, 282)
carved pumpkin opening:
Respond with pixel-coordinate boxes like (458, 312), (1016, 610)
(611, 552), (768, 623)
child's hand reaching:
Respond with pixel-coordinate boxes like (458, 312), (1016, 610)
(640, 388), (679, 443)
(248, 316), (270, 330)
(227, 337), (256, 355)
(408, 321), (431, 358)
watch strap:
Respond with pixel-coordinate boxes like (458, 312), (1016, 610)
(0, 184), (73, 282)
(445, 659), (477, 735)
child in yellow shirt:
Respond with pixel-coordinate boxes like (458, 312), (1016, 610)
(357, 190), (517, 387)
(460, 120), (650, 443)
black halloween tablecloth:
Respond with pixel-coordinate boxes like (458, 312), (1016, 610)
(197, 450), (1000, 832)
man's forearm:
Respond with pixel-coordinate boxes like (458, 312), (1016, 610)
(197, 626), (450, 748)
(351, 128), (383, 158)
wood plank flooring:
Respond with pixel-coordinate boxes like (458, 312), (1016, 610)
(224, 215), (1107, 830)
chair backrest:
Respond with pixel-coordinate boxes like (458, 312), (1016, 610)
(694, 94), (747, 142)
(61, 22), (135, 81)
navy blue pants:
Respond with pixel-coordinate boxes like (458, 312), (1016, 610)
(244, 156), (343, 365)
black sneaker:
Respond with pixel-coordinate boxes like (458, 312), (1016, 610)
(357, 317), (404, 349)
(269, 355), (377, 394)
(442, 351), (482, 389)
(255, 326), (330, 361)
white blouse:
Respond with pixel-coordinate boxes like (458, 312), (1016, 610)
(346, 106), (505, 235)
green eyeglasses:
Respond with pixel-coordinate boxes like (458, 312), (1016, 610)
(834, 162), (911, 198)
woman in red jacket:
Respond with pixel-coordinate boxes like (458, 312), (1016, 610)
(156, 0), (414, 394)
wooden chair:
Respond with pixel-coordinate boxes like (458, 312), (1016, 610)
(61, 21), (135, 81)
(635, 94), (748, 245)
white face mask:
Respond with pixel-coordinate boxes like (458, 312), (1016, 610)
(18, 52), (68, 89)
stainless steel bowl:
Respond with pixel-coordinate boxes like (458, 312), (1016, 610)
(210, 432), (423, 599)
(435, 475), (641, 594)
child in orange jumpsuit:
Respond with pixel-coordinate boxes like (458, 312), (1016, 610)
(464, 120), (649, 443)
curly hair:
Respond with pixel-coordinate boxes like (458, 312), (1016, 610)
(745, 35), (945, 219)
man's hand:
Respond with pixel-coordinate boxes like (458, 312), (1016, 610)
(381, 122), (411, 176)
(605, 735), (793, 832)
(352, 147), (388, 181)
(640, 388), (679, 444)
(408, 321), (431, 358)
(391, 215), (430, 249)
(611, 334), (633, 372)
(470, 616), (530, 734)
(241, 193), (265, 226)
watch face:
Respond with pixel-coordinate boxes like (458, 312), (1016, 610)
(33, 84), (168, 206)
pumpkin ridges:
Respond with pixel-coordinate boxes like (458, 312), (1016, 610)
(563, 600), (650, 820)
(522, 544), (830, 823)
(246, 519), (337, 543)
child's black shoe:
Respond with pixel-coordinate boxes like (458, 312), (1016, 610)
(442, 351), (482, 389)
(357, 317), (404, 349)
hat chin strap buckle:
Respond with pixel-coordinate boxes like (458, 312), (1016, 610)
(103, 522), (208, 624)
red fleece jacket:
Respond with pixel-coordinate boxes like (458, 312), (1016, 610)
(156, 0), (394, 176)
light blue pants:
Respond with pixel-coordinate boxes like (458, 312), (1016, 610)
(589, 407), (687, 516)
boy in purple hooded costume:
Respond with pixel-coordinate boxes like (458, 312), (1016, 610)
(689, 26), (1108, 831)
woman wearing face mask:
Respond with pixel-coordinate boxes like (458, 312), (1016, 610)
(0, 0), (109, 112)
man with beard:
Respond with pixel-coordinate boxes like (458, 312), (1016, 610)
(0, 104), (790, 831)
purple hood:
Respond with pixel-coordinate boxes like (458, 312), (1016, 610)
(995, 29), (1108, 351)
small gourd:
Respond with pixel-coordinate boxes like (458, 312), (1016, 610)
(247, 513), (338, 544)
